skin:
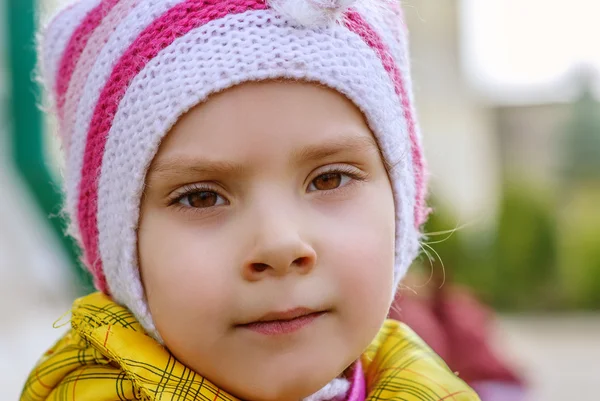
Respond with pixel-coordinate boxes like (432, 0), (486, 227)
(138, 81), (396, 401)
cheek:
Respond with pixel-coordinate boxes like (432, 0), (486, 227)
(320, 181), (396, 319)
(332, 229), (394, 318)
(318, 182), (395, 359)
(138, 211), (237, 326)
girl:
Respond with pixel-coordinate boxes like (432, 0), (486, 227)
(22, 0), (480, 400)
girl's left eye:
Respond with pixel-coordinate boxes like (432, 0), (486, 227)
(308, 171), (353, 192)
(180, 191), (225, 208)
(172, 188), (228, 209)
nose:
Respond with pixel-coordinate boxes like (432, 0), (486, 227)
(242, 206), (317, 281)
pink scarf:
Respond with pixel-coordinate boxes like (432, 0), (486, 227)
(304, 360), (365, 401)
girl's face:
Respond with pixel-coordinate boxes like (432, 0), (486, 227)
(138, 81), (395, 401)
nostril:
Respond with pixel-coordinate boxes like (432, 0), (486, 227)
(251, 263), (269, 273)
(293, 257), (312, 268)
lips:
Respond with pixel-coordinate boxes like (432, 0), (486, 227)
(237, 308), (326, 336)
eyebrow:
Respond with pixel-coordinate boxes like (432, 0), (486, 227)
(148, 158), (246, 181)
(148, 134), (380, 180)
(291, 134), (380, 164)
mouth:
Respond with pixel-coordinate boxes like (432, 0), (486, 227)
(237, 308), (327, 336)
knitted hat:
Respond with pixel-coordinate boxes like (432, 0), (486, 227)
(40, 0), (429, 337)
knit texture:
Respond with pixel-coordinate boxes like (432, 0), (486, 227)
(39, 0), (429, 342)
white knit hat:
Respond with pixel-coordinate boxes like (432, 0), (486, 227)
(40, 0), (429, 337)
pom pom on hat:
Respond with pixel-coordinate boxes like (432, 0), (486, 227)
(268, 0), (358, 26)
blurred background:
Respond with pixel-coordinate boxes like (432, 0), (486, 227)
(1, 0), (599, 399)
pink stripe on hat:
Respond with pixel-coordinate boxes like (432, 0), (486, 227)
(77, 0), (269, 292)
(55, 0), (121, 117)
(62, 0), (140, 151)
(344, 10), (428, 228)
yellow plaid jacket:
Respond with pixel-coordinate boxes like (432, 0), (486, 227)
(21, 293), (480, 401)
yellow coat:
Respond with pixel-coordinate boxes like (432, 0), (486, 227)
(21, 293), (480, 401)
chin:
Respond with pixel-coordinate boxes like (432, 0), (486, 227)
(233, 370), (337, 401)
(240, 385), (319, 401)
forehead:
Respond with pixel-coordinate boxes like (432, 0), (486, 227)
(151, 81), (378, 167)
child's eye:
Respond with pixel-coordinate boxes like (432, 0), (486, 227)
(173, 187), (228, 209)
(308, 168), (361, 192)
(309, 172), (348, 191)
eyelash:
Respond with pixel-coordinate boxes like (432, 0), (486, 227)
(168, 165), (368, 211)
(307, 165), (366, 192)
(168, 183), (225, 208)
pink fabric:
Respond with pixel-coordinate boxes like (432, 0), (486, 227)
(470, 381), (527, 401)
(346, 360), (366, 401)
(391, 286), (526, 387)
(77, 0), (269, 292)
(388, 293), (451, 362)
(344, 10), (428, 228)
(56, 0), (120, 117)
(63, 0), (140, 149)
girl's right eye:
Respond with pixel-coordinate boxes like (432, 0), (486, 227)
(172, 187), (228, 209)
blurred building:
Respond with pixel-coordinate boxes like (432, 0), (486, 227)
(404, 0), (500, 226)
(405, 1), (600, 224)
(495, 102), (569, 187)
(493, 67), (599, 190)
